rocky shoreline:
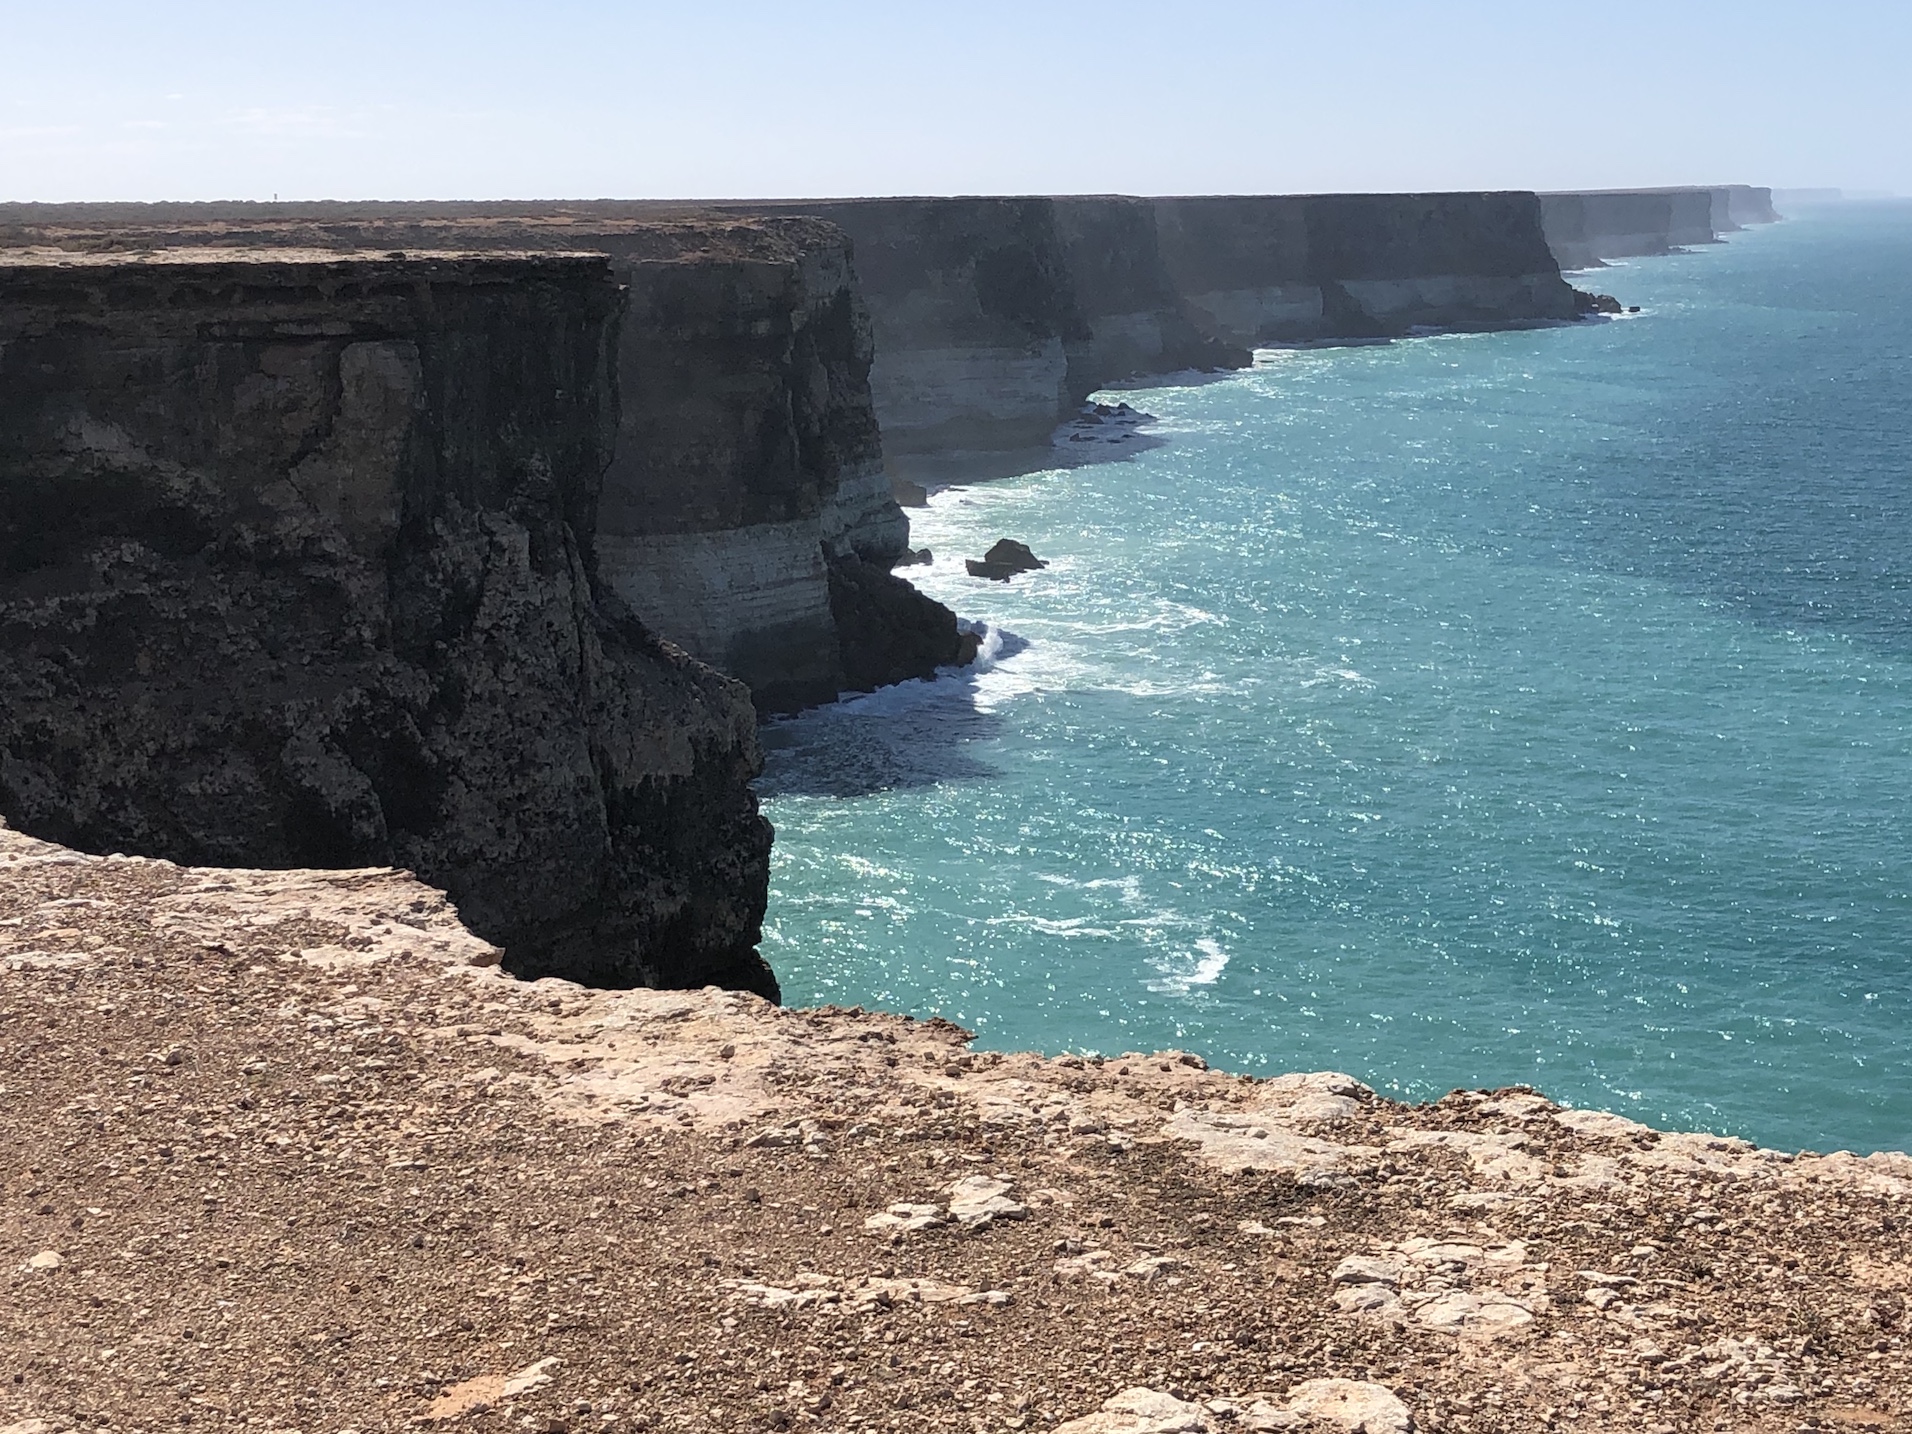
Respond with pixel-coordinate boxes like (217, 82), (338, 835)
(3, 822), (1907, 1433)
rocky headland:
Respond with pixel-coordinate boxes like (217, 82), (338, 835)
(0, 184), (1786, 1004)
(4, 183), (1900, 1434)
(0, 247), (774, 997)
(3, 825), (1908, 1433)
(0, 208), (967, 714)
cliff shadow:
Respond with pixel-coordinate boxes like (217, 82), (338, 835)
(755, 632), (1031, 799)
(888, 402), (1172, 491)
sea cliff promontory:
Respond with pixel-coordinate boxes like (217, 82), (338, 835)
(0, 207), (968, 713)
(0, 247), (775, 996)
(4, 824), (1907, 1433)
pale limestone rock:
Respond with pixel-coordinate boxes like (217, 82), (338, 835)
(1161, 1108), (1376, 1180)
(21, 1251), (63, 1272)
(946, 1174), (1026, 1227)
(1053, 1387), (1211, 1434)
(1260, 1070), (1372, 1122)
(1122, 1255), (1181, 1280)
(1553, 1107), (1654, 1139)
(1240, 1399), (1304, 1430)
(1285, 1378), (1412, 1433)
(1054, 1249), (1119, 1281)
(862, 1202), (945, 1234)
(424, 1356), (559, 1420)
(1331, 1283), (1401, 1314)
(1408, 1289), (1536, 1337)
(1331, 1254), (1405, 1288)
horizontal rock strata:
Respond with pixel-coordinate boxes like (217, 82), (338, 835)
(1152, 191), (1580, 348)
(4, 825), (1908, 1433)
(1540, 186), (1779, 271)
(725, 192), (1586, 477)
(0, 250), (775, 995)
(0, 207), (968, 711)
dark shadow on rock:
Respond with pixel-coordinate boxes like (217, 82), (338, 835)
(755, 629), (1030, 800)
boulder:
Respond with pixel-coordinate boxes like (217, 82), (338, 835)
(966, 538), (1048, 581)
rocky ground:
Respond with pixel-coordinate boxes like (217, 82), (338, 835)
(3, 820), (1909, 1434)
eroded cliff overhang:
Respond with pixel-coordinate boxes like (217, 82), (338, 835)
(0, 245), (776, 997)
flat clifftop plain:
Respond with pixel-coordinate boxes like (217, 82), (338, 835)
(4, 824), (1908, 1434)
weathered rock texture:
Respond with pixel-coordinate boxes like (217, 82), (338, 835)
(728, 198), (1090, 463)
(1153, 191), (1580, 349)
(0, 248), (776, 996)
(706, 192), (1581, 478)
(1049, 197), (1253, 405)
(1539, 186), (1779, 271)
(0, 206), (967, 711)
(5, 823), (1909, 1433)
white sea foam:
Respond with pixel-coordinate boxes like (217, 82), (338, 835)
(1147, 938), (1231, 994)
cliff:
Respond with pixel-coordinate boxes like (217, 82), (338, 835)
(6, 823), (1909, 1433)
(1049, 197), (1253, 403)
(1154, 191), (1579, 349)
(0, 206), (967, 712)
(719, 192), (1580, 476)
(1540, 187), (1779, 271)
(717, 198), (1089, 465)
(0, 248), (776, 996)
(2, 192), (1600, 500)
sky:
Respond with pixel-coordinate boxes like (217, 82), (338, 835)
(0, 0), (1903, 203)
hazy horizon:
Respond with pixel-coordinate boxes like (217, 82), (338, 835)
(3, 1), (1905, 203)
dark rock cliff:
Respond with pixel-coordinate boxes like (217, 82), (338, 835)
(0, 207), (968, 713)
(0, 249), (777, 997)
(707, 192), (1576, 475)
(1539, 187), (1778, 271)
(716, 198), (1088, 462)
(1049, 197), (1252, 402)
(1154, 191), (1580, 346)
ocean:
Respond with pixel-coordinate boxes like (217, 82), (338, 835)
(758, 201), (1912, 1155)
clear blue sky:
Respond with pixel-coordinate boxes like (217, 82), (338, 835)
(1, 0), (1902, 202)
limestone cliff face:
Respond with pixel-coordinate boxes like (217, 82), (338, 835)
(721, 193), (1576, 473)
(724, 199), (1085, 462)
(0, 249), (776, 996)
(1049, 197), (1252, 402)
(1539, 186), (1778, 271)
(0, 206), (965, 713)
(1154, 191), (1579, 348)
(580, 219), (952, 711)
(1721, 184), (1780, 227)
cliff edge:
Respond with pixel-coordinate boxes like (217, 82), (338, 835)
(0, 208), (970, 713)
(0, 249), (776, 996)
(4, 825), (1907, 1433)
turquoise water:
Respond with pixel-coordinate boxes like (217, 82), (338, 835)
(760, 203), (1912, 1155)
